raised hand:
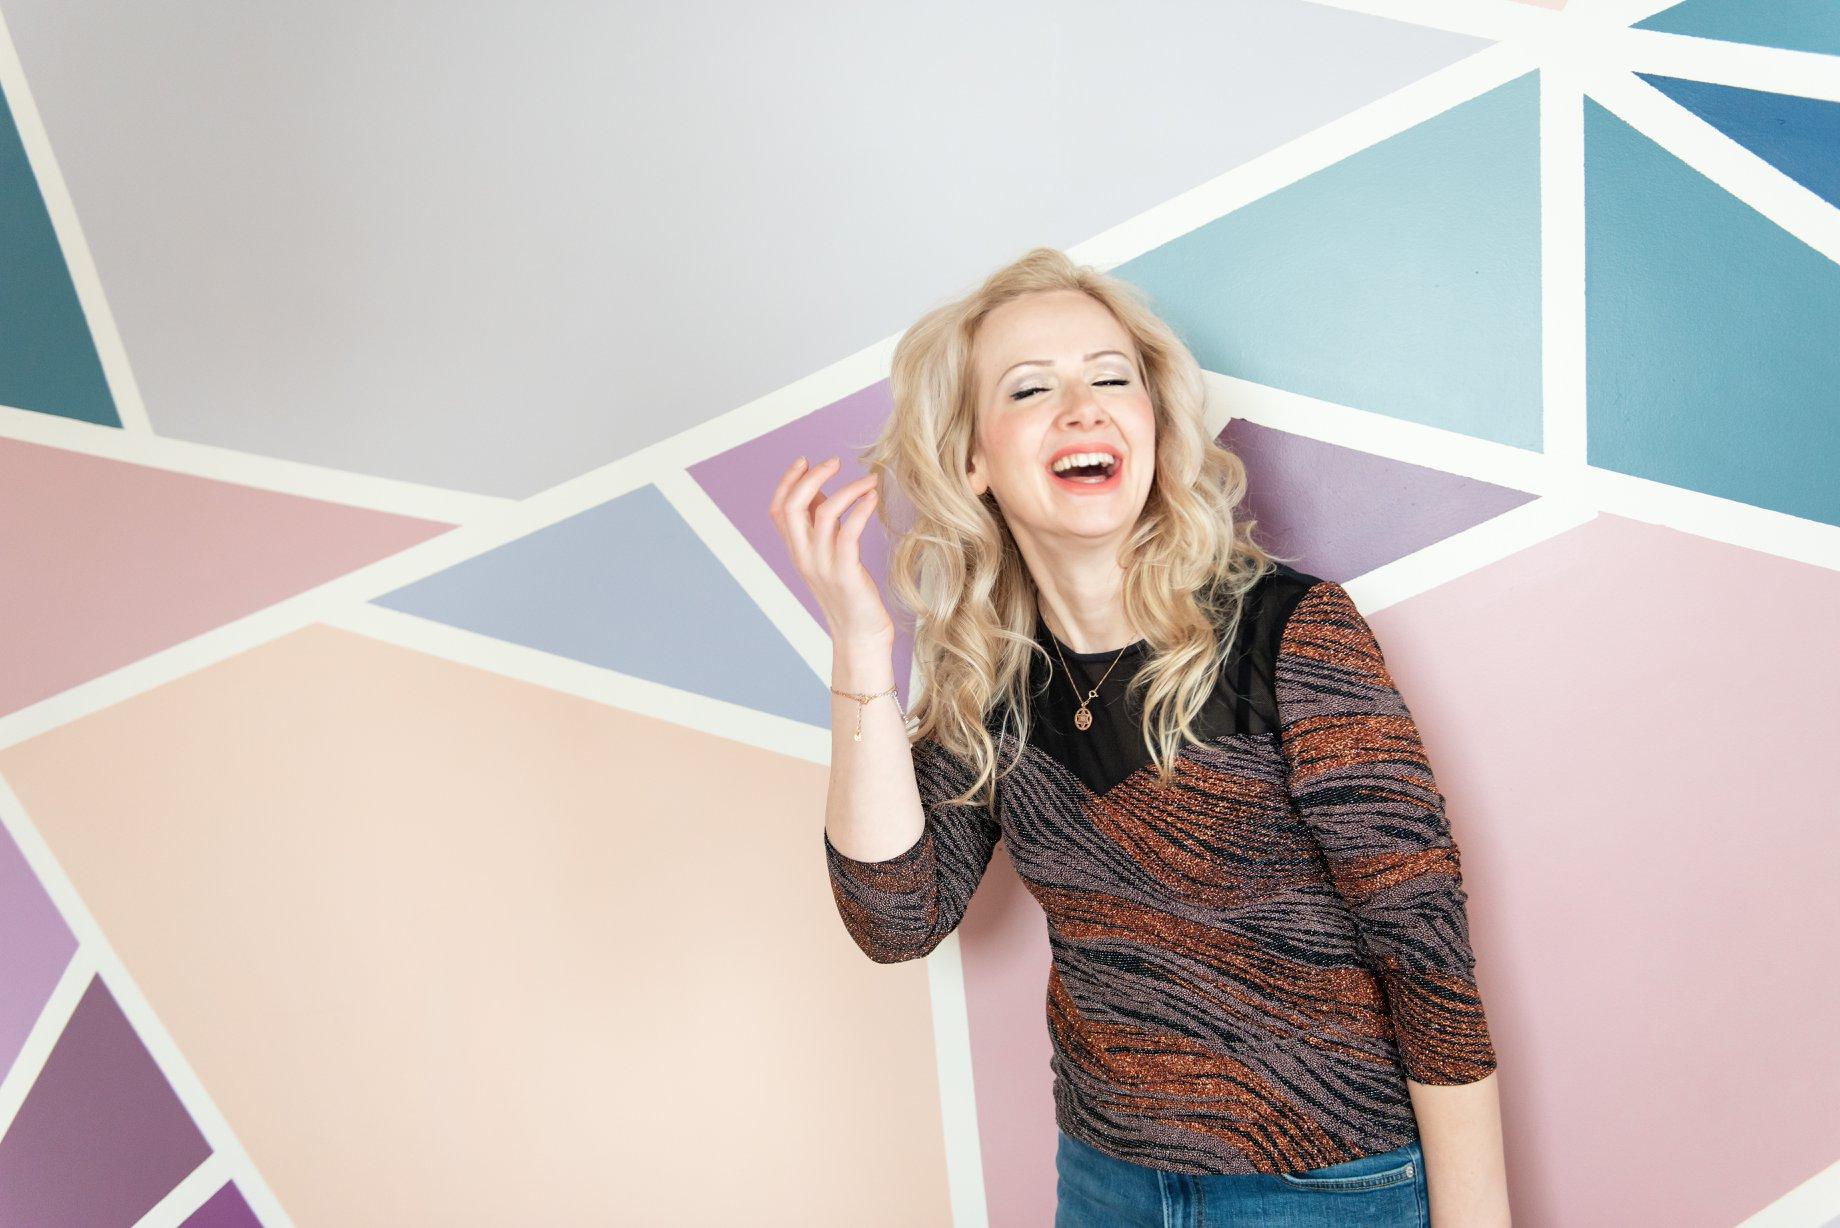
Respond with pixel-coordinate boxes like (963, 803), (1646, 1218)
(768, 456), (895, 650)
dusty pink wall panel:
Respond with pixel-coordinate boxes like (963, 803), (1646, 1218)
(0, 438), (451, 717)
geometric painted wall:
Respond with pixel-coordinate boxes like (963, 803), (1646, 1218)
(1, 2), (1835, 1226)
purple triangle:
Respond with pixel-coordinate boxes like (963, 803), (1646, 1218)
(1221, 419), (1537, 581)
(0, 818), (78, 1083)
(0, 976), (212, 1226)
(182, 1181), (264, 1228)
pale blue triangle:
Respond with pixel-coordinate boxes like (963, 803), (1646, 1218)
(0, 83), (118, 426)
(1584, 98), (1840, 527)
(1110, 71), (1542, 450)
(373, 485), (831, 727)
(1636, 0), (1840, 58)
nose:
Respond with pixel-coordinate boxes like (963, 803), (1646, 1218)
(1060, 384), (1110, 429)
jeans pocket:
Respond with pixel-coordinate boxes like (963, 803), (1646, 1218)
(1278, 1143), (1418, 1192)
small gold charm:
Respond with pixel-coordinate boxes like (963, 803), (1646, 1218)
(1046, 624), (1133, 735)
(828, 682), (900, 746)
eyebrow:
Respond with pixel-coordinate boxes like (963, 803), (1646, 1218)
(998, 350), (1134, 382)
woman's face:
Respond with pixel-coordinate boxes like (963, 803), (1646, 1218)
(967, 289), (1157, 549)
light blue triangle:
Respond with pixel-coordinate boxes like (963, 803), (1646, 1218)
(1110, 71), (1542, 450)
(373, 485), (831, 727)
(1584, 98), (1840, 527)
(0, 83), (118, 426)
(1636, 0), (1840, 58)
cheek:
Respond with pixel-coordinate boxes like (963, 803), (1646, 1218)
(1128, 402), (1157, 460)
(984, 419), (1037, 477)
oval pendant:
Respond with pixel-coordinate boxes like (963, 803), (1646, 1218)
(1074, 706), (1092, 731)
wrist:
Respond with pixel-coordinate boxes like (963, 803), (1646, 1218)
(832, 634), (894, 672)
(833, 626), (895, 653)
(830, 659), (897, 693)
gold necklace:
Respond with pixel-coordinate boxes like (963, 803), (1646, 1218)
(1046, 624), (1134, 732)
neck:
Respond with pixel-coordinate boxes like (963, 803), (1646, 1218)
(1019, 535), (1138, 655)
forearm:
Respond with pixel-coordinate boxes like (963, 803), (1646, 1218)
(821, 636), (1005, 964)
(1408, 1071), (1511, 1227)
(824, 634), (920, 862)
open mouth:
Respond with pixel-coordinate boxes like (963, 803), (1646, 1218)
(1047, 450), (1123, 490)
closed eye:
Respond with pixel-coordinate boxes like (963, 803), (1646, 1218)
(1010, 378), (1131, 402)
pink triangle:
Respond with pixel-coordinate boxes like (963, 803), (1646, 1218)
(0, 437), (454, 716)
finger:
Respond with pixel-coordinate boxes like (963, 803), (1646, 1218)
(782, 456), (842, 564)
(770, 458), (814, 572)
(814, 472), (878, 529)
(768, 458), (810, 569)
(836, 487), (878, 557)
(766, 455), (808, 525)
(811, 473), (877, 569)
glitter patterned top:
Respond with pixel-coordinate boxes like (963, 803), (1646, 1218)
(821, 561), (1498, 1175)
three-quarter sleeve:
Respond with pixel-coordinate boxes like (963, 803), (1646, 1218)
(823, 736), (1003, 964)
(1274, 580), (1499, 1085)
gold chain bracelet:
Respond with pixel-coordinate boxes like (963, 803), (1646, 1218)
(829, 684), (901, 742)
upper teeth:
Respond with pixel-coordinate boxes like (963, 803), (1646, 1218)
(1052, 452), (1116, 473)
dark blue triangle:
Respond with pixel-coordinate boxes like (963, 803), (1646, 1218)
(1639, 74), (1840, 209)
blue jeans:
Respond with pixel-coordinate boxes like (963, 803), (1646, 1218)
(1054, 1129), (1427, 1228)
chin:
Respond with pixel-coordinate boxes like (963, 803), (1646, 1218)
(1045, 509), (1142, 541)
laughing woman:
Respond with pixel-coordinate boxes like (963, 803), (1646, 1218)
(769, 247), (1510, 1228)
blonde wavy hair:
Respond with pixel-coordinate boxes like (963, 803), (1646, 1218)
(861, 246), (1290, 811)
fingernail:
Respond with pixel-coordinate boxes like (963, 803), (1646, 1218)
(795, 455), (807, 469)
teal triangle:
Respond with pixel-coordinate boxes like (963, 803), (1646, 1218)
(1110, 71), (1542, 450)
(1636, 0), (1840, 58)
(0, 83), (118, 426)
(373, 485), (831, 727)
(1584, 98), (1840, 527)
